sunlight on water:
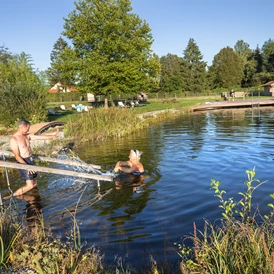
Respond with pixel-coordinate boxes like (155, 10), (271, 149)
(3, 107), (274, 268)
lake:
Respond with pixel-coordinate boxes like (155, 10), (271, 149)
(2, 107), (274, 268)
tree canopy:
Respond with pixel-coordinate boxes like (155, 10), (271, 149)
(47, 37), (74, 88)
(56, 0), (160, 96)
(160, 54), (183, 92)
(209, 47), (243, 89)
(0, 50), (47, 126)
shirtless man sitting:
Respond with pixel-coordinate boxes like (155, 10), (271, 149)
(9, 119), (59, 196)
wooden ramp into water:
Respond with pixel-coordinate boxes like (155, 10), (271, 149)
(192, 98), (274, 112)
(0, 151), (113, 182)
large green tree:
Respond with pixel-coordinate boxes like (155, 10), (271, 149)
(160, 54), (183, 92)
(0, 52), (47, 126)
(47, 37), (74, 88)
(209, 47), (243, 89)
(61, 0), (160, 96)
(181, 38), (207, 93)
(234, 40), (256, 87)
(261, 39), (274, 72)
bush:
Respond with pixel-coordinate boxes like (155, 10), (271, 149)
(0, 54), (47, 126)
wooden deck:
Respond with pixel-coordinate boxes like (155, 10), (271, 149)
(192, 98), (274, 112)
(29, 121), (66, 135)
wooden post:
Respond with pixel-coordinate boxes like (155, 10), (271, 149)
(0, 161), (113, 182)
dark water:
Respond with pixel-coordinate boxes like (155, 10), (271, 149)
(2, 107), (274, 268)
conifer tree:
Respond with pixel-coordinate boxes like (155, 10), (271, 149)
(47, 37), (74, 88)
(181, 38), (207, 93)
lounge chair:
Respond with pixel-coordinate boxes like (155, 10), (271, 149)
(118, 102), (127, 108)
(48, 108), (62, 116)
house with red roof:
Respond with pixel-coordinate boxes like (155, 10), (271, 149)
(48, 82), (78, 93)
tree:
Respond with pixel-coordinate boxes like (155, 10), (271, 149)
(181, 38), (207, 93)
(261, 39), (274, 72)
(0, 45), (13, 64)
(209, 47), (243, 89)
(160, 54), (183, 92)
(47, 37), (74, 89)
(234, 40), (252, 64)
(234, 40), (256, 87)
(61, 0), (160, 96)
(0, 52), (47, 126)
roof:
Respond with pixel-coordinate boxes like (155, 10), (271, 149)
(262, 80), (274, 87)
(48, 82), (78, 93)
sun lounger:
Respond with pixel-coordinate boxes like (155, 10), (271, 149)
(48, 108), (62, 116)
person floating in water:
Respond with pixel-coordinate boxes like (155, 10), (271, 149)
(114, 149), (144, 176)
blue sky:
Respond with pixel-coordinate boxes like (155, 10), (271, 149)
(1, 0), (273, 71)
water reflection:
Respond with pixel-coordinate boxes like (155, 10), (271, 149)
(3, 107), (274, 268)
(16, 187), (42, 224)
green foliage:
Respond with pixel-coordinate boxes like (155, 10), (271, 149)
(178, 170), (274, 273)
(0, 52), (48, 126)
(181, 38), (207, 93)
(159, 54), (184, 92)
(65, 107), (149, 141)
(47, 37), (74, 87)
(0, 207), (21, 268)
(210, 168), (265, 222)
(261, 38), (274, 72)
(61, 0), (161, 96)
(209, 46), (244, 89)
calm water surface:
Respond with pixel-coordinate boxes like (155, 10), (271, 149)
(2, 107), (274, 267)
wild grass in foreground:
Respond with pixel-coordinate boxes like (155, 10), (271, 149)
(177, 168), (274, 274)
(0, 194), (169, 274)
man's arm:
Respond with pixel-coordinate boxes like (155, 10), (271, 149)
(9, 136), (26, 164)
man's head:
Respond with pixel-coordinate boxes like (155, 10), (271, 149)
(18, 119), (31, 134)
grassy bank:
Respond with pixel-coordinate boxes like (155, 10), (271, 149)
(51, 96), (215, 144)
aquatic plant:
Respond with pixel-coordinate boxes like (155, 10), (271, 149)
(177, 169), (274, 273)
(0, 207), (21, 268)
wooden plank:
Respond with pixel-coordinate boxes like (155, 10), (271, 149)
(0, 151), (101, 170)
(0, 161), (113, 182)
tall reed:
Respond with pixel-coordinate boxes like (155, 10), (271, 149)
(65, 107), (149, 142)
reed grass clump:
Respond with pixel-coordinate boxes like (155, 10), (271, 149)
(178, 168), (274, 274)
(65, 107), (149, 142)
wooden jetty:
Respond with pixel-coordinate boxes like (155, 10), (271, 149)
(192, 98), (274, 112)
